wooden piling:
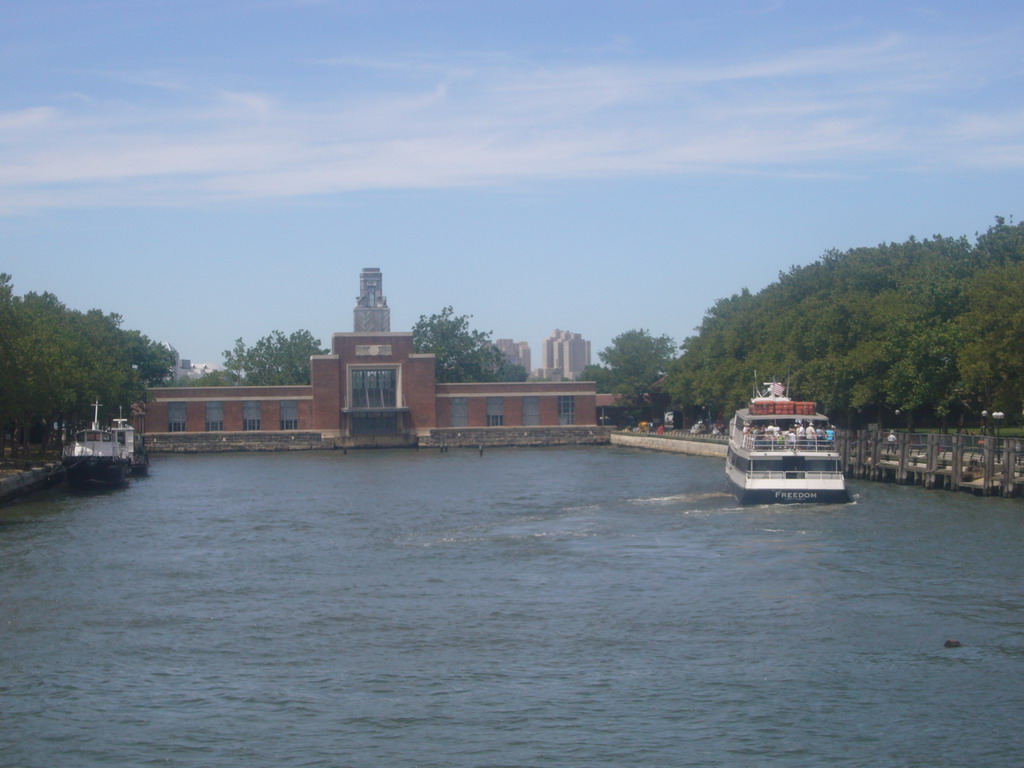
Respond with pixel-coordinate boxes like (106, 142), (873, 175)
(838, 431), (1022, 498)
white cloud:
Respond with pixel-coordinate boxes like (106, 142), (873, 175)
(0, 32), (1017, 213)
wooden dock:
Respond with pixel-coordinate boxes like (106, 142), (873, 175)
(837, 431), (1023, 498)
(614, 429), (1022, 499)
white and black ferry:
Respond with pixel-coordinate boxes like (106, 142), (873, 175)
(725, 383), (849, 504)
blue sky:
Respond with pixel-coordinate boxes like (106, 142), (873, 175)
(2, 0), (1022, 367)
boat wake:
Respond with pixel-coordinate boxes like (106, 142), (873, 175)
(630, 491), (732, 506)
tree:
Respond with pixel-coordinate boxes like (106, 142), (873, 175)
(0, 275), (16, 455)
(0, 281), (173, 457)
(412, 306), (506, 383)
(958, 260), (1024, 413)
(594, 329), (677, 415)
(222, 330), (328, 385)
(123, 330), (176, 391)
(494, 359), (529, 382)
(180, 369), (237, 386)
(580, 363), (614, 393)
(662, 219), (1024, 429)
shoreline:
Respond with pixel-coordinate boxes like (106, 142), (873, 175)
(611, 431), (728, 458)
(0, 464), (64, 507)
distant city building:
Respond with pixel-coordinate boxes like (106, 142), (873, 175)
(164, 343), (223, 381)
(540, 329), (591, 380)
(353, 267), (390, 332)
(495, 339), (531, 373)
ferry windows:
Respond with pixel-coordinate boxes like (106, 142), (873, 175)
(450, 397), (468, 427)
(351, 368), (396, 409)
(558, 396), (575, 426)
(522, 397), (540, 426)
(205, 401), (224, 432)
(280, 400), (298, 430)
(804, 458), (841, 473)
(486, 397), (504, 427)
(167, 402), (186, 432)
(243, 401), (261, 431)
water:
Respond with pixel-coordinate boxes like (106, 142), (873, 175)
(2, 446), (1022, 767)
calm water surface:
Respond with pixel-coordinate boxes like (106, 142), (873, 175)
(2, 446), (1023, 767)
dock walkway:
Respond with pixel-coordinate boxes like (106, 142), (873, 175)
(841, 431), (1023, 498)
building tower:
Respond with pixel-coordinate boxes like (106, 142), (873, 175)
(495, 339), (532, 373)
(542, 329), (591, 380)
(353, 267), (390, 332)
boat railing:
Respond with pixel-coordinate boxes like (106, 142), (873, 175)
(734, 431), (838, 453)
(746, 470), (845, 481)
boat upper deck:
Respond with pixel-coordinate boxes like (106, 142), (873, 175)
(730, 409), (839, 454)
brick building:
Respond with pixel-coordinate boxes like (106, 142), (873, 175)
(142, 270), (601, 450)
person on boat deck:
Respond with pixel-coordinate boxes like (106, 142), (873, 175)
(785, 428), (797, 447)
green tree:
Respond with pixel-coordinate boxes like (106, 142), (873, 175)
(180, 369), (237, 386)
(580, 363), (614, 392)
(412, 306), (506, 383)
(664, 219), (1024, 429)
(958, 260), (1024, 414)
(0, 277), (179, 457)
(594, 329), (676, 412)
(494, 359), (529, 382)
(123, 330), (176, 391)
(222, 330), (328, 385)
(0, 275), (16, 456)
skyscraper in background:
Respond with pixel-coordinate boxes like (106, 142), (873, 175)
(541, 329), (591, 380)
(495, 339), (531, 373)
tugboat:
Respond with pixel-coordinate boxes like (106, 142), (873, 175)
(725, 382), (849, 504)
(61, 403), (132, 488)
(111, 417), (149, 475)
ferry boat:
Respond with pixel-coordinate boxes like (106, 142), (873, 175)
(61, 404), (132, 488)
(725, 382), (850, 504)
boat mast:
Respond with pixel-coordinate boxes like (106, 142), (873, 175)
(91, 401), (101, 430)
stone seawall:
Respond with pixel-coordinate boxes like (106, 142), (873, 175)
(146, 427), (613, 453)
(0, 465), (63, 507)
(420, 426), (613, 448)
(146, 432), (332, 453)
(611, 432), (728, 458)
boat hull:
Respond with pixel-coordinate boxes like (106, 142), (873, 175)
(728, 479), (850, 505)
(62, 456), (130, 488)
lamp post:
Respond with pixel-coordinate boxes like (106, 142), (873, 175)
(993, 411), (1004, 438)
(982, 410), (989, 435)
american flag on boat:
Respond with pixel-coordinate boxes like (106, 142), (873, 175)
(770, 382), (785, 397)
